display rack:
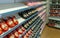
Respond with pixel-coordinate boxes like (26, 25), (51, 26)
(48, 0), (60, 28)
(0, 12), (38, 38)
(19, 18), (40, 38)
(33, 21), (43, 38)
(28, 18), (43, 38)
(0, 2), (47, 18)
(0, 1), (47, 38)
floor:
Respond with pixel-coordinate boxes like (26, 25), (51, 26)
(40, 25), (60, 38)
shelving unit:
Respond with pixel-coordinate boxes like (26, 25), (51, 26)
(19, 18), (40, 38)
(0, 2), (47, 18)
(28, 18), (43, 38)
(33, 21), (43, 38)
(0, 12), (38, 38)
(0, 1), (48, 38)
(48, 0), (60, 29)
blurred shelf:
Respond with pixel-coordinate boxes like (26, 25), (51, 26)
(0, 11), (38, 38)
(37, 32), (41, 38)
(38, 6), (47, 13)
(0, 2), (47, 18)
(32, 2), (47, 8)
(54, 24), (60, 28)
(0, 6), (47, 38)
(50, 3), (60, 5)
(19, 18), (40, 38)
(33, 20), (43, 38)
(0, 3), (29, 18)
(50, 8), (60, 9)
(48, 24), (60, 29)
(0, 18), (25, 38)
(36, 29), (41, 38)
(49, 12), (59, 14)
(0, 1), (47, 38)
(49, 16), (60, 21)
(40, 21), (46, 34)
(32, 19), (42, 34)
(26, 19), (41, 38)
(33, 26), (41, 38)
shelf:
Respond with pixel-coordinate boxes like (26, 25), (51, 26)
(25, 20), (40, 37)
(48, 24), (60, 29)
(54, 24), (60, 28)
(0, 2), (47, 10)
(50, 8), (60, 10)
(0, 12), (38, 38)
(31, 19), (42, 33)
(50, 3), (60, 5)
(33, 26), (41, 38)
(37, 32), (40, 38)
(0, 2), (47, 18)
(36, 29), (41, 38)
(0, 1), (47, 38)
(37, 5), (46, 12)
(50, 12), (60, 13)
(19, 18), (40, 38)
(0, 5), (46, 37)
(0, 18), (25, 38)
(32, 20), (43, 38)
(29, 20), (43, 38)
(0, 3), (29, 18)
(49, 16), (60, 21)
(32, 2), (47, 8)
(40, 10), (46, 18)
(40, 21), (46, 34)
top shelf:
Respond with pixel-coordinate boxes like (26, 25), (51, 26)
(0, 2), (47, 18)
(0, 3), (28, 10)
(0, 3), (29, 18)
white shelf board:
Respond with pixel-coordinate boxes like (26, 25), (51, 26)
(54, 24), (60, 28)
(0, 2), (47, 18)
(0, 3), (28, 14)
(49, 16), (60, 21)
(0, 3), (28, 10)
(0, 2), (47, 14)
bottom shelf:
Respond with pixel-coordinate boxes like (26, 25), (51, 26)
(47, 19), (60, 29)
(47, 16), (60, 29)
(54, 24), (60, 28)
(47, 24), (60, 29)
